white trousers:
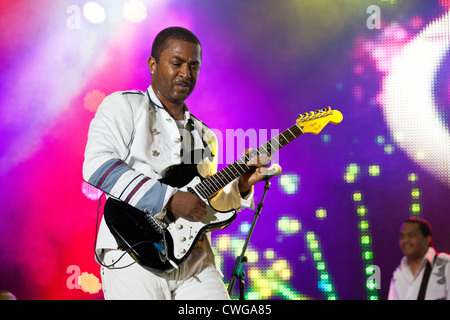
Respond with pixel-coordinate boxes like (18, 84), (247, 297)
(100, 247), (230, 300)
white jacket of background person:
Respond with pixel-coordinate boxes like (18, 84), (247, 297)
(83, 85), (254, 269)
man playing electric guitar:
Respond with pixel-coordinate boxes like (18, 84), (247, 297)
(83, 27), (270, 300)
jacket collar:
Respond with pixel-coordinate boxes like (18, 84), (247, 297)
(146, 85), (211, 152)
(147, 85), (191, 119)
(400, 247), (437, 272)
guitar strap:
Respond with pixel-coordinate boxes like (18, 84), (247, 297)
(417, 253), (438, 300)
(178, 118), (198, 164)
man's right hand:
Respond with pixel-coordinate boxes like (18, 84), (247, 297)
(166, 191), (207, 222)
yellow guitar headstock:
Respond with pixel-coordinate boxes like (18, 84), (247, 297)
(296, 107), (343, 135)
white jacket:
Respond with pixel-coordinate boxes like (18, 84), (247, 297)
(83, 85), (253, 265)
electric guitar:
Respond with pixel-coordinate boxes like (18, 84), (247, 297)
(103, 107), (343, 273)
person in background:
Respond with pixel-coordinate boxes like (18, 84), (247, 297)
(388, 217), (450, 300)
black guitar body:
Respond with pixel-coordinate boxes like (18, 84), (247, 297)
(104, 197), (177, 272)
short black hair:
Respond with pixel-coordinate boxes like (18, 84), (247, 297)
(151, 27), (201, 63)
(403, 217), (433, 247)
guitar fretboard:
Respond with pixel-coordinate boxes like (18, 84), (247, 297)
(194, 123), (304, 199)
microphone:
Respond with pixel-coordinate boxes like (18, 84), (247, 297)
(263, 163), (282, 180)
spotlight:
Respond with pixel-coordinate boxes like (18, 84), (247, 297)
(83, 2), (106, 24)
(123, 0), (148, 23)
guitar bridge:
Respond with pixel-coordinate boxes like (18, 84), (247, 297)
(144, 211), (168, 234)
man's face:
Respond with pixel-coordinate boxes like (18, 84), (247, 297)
(399, 222), (430, 260)
(149, 39), (201, 106)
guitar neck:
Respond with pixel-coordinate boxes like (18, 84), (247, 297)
(194, 123), (304, 198)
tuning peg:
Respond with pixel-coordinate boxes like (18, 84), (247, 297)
(316, 109), (325, 116)
(315, 109), (324, 117)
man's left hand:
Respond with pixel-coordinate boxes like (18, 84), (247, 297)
(238, 148), (272, 196)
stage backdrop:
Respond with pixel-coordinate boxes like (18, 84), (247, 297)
(0, 0), (449, 300)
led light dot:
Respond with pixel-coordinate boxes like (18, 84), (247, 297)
(410, 203), (421, 214)
(368, 165), (380, 176)
(279, 174), (300, 194)
(411, 188), (420, 199)
(357, 205), (367, 216)
(264, 249), (275, 260)
(376, 135), (385, 145)
(277, 217), (301, 234)
(353, 192), (362, 201)
(384, 144), (395, 154)
(316, 208), (327, 219)
(344, 163), (360, 183)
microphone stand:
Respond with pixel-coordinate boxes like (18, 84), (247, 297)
(227, 176), (273, 300)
